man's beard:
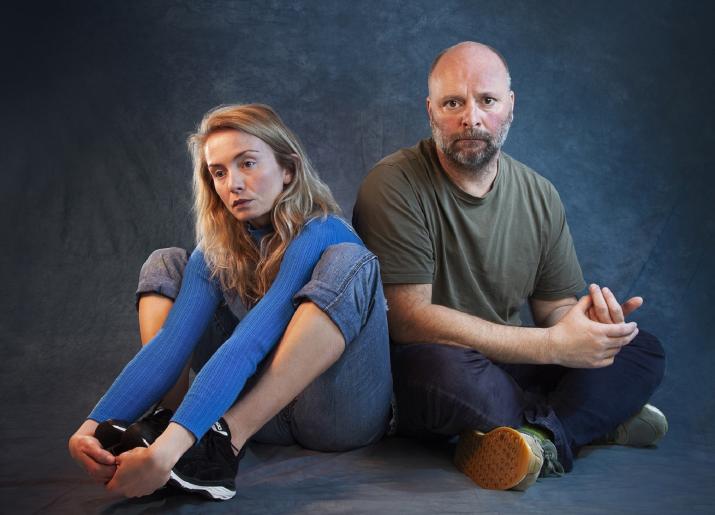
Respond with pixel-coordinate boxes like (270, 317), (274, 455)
(431, 111), (512, 171)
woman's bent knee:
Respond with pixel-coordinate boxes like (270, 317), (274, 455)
(136, 247), (189, 303)
(294, 243), (384, 344)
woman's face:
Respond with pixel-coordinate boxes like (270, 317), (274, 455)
(204, 129), (293, 227)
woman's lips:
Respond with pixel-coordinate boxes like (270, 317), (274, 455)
(232, 199), (252, 207)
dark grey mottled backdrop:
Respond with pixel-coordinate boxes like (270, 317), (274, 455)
(1, 0), (713, 502)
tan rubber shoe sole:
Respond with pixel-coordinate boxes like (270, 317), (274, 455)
(454, 427), (543, 491)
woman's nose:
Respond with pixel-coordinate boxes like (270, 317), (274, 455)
(228, 169), (245, 192)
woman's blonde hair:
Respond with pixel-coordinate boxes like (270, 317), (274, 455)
(188, 103), (340, 306)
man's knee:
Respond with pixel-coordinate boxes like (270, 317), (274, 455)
(392, 344), (524, 435)
(136, 247), (190, 303)
(624, 329), (666, 386)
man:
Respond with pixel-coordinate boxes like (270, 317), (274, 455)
(352, 41), (666, 491)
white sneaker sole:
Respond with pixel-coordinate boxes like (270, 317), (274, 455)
(168, 470), (235, 500)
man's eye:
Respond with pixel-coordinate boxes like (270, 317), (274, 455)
(484, 97), (496, 105)
(445, 100), (460, 108)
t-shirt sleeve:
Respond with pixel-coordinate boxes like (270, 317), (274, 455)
(531, 186), (586, 300)
(353, 163), (434, 284)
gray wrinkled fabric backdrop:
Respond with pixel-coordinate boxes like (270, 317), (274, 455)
(1, 1), (713, 513)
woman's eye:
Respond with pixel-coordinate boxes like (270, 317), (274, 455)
(243, 160), (256, 169)
(212, 169), (226, 178)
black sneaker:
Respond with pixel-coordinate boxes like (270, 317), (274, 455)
(94, 406), (173, 456)
(168, 418), (244, 501)
(94, 419), (130, 455)
(117, 406), (173, 453)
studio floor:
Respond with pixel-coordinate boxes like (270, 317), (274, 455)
(1, 411), (712, 514)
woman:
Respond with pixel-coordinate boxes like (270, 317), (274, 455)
(68, 104), (392, 500)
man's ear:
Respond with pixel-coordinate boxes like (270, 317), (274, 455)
(426, 96), (433, 122)
(508, 90), (515, 123)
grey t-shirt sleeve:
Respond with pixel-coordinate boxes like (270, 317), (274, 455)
(531, 186), (586, 300)
(353, 163), (434, 284)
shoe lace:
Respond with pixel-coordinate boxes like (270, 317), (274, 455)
(539, 439), (565, 478)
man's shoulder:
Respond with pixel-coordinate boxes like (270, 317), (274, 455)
(370, 139), (433, 177)
(376, 138), (428, 164)
(360, 139), (434, 195)
(501, 152), (559, 198)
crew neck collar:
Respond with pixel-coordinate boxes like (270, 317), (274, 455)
(246, 222), (273, 243)
(427, 138), (505, 206)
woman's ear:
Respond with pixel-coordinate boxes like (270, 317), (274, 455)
(283, 154), (299, 185)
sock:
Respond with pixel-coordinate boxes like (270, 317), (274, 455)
(518, 423), (552, 443)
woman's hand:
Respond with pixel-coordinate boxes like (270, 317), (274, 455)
(68, 419), (117, 483)
(105, 422), (195, 498)
(105, 447), (172, 497)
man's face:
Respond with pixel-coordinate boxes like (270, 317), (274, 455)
(427, 46), (514, 170)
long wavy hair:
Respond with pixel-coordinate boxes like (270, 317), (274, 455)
(188, 104), (340, 306)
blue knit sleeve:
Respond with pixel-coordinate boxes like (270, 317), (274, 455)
(88, 249), (222, 423)
(171, 216), (361, 439)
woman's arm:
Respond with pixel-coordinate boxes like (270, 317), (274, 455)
(86, 249), (222, 425)
(170, 216), (360, 441)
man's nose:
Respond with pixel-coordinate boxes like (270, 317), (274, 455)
(462, 101), (482, 128)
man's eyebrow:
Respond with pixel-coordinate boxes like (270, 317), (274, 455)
(440, 94), (465, 101)
(207, 149), (261, 167)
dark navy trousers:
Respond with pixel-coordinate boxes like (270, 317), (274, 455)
(390, 330), (665, 471)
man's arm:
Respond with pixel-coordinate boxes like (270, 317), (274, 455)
(530, 296), (577, 327)
(385, 283), (639, 368)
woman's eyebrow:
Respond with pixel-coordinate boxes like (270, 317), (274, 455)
(207, 149), (261, 167)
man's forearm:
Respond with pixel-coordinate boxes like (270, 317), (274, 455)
(539, 304), (573, 328)
(390, 303), (552, 364)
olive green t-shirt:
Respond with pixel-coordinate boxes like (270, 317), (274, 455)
(352, 139), (585, 326)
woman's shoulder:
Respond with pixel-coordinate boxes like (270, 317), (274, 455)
(304, 214), (353, 232)
(299, 214), (362, 244)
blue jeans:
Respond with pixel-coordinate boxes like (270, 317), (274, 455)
(137, 243), (393, 452)
(390, 331), (665, 471)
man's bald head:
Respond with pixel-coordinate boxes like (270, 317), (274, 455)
(425, 41), (515, 174)
(428, 41), (512, 95)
